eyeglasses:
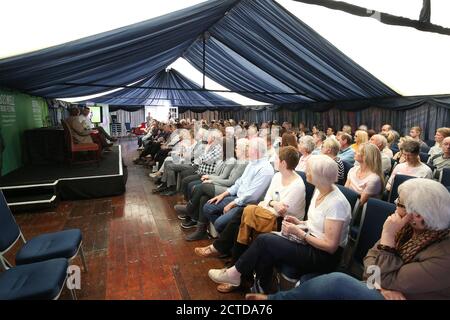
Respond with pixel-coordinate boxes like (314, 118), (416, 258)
(394, 198), (405, 208)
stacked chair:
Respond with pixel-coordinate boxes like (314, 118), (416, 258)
(0, 192), (86, 300)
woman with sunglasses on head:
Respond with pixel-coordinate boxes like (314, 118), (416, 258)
(246, 178), (450, 300)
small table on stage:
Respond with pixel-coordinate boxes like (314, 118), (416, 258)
(24, 127), (66, 165)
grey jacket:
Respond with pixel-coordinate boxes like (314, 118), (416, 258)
(209, 158), (236, 181)
(212, 160), (248, 195)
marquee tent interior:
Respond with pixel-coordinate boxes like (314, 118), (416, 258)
(0, 0), (450, 302)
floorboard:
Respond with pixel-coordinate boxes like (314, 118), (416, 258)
(10, 136), (244, 300)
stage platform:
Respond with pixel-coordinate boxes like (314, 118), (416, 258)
(0, 145), (127, 211)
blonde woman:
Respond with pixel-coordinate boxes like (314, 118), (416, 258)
(345, 143), (384, 204)
(351, 130), (368, 152)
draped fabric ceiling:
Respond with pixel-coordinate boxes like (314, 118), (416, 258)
(0, 0), (401, 109)
(85, 68), (239, 111)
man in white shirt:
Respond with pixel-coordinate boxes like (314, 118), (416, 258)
(79, 107), (117, 143)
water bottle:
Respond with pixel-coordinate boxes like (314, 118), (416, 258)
(274, 191), (280, 202)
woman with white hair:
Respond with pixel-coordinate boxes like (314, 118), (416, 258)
(246, 178), (450, 300)
(321, 138), (345, 185)
(207, 155), (351, 293)
(295, 135), (315, 172)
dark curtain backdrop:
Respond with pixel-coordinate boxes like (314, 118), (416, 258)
(180, 104), (450, 140)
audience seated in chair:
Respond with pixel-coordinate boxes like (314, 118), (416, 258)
(321, 138), (345, 185)
(386, 140), (432, 191)
(428, 127), (450, 159)
(207, 155), (351, 294)
(246, 178), (450, 300)
(428, 136), (450, 179)
(194, 147), (305, 293)
(187, 137), (274, 241)
(337, 133), (355, 165)
(345, 143), (384, 205)
(177, 138), (249, 234)
(295, 135), (314, 172)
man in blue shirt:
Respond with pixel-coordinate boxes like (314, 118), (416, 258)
(337, 133), (355, 165)
(186, 137), (274, 241)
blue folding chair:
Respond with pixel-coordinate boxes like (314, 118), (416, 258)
(0, 191), (87, 271)
(419, 152), (430, 164)
(348, 198), (395, 279)
(387, 174), (416, 203)
(336, 185), (361, 241)
(336, 185), (360, 219)
(342, 160), (353, 185)
(296, 171), (315, 215)
(440, 168), (450, 187)
(0, 258), (73, 300)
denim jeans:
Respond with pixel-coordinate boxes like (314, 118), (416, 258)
(202, 196), (243, 233)
(268, 272), (384, 300)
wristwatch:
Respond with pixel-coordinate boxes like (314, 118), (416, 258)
(303, 230), (310, 241)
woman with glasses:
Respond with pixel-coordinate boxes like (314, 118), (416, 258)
(386, 140), (432, 191)
(246, 178), (450, 300)
(351, 130), (368, 152)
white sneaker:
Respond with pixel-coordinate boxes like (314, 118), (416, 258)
(208, 268), (240, 287)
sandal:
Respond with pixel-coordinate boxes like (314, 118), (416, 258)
(194, 245), (220, 258)
(217, 283), (240, 293)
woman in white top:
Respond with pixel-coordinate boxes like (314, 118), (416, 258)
(295, 135), (315, 172)
(235, 146), (306, 247)
(387, 140), (433, 191)
(208, 155), (351, 293)
(346, 143), (384, 204)
(428, 127), (450, 159)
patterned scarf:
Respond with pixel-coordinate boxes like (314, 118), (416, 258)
(395, 224), (449, 264)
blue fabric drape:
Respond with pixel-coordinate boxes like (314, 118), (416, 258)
(180, 104), (449, 141)
(85, 69), (239, 109)
(184, 37), (311, 104)
(185, 0), (398, 103)
(0, 0), (239, 98)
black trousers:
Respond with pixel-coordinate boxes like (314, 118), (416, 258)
(212, 207), (246, 259)
(140, 141), (161, 158)
(186, 183), (216, 222)
(180, 173), (201, 200)
(154, 148), (171, 164)
(234, 233), (343, 292)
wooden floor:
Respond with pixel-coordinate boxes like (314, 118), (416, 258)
(9, 137), (243, 300)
